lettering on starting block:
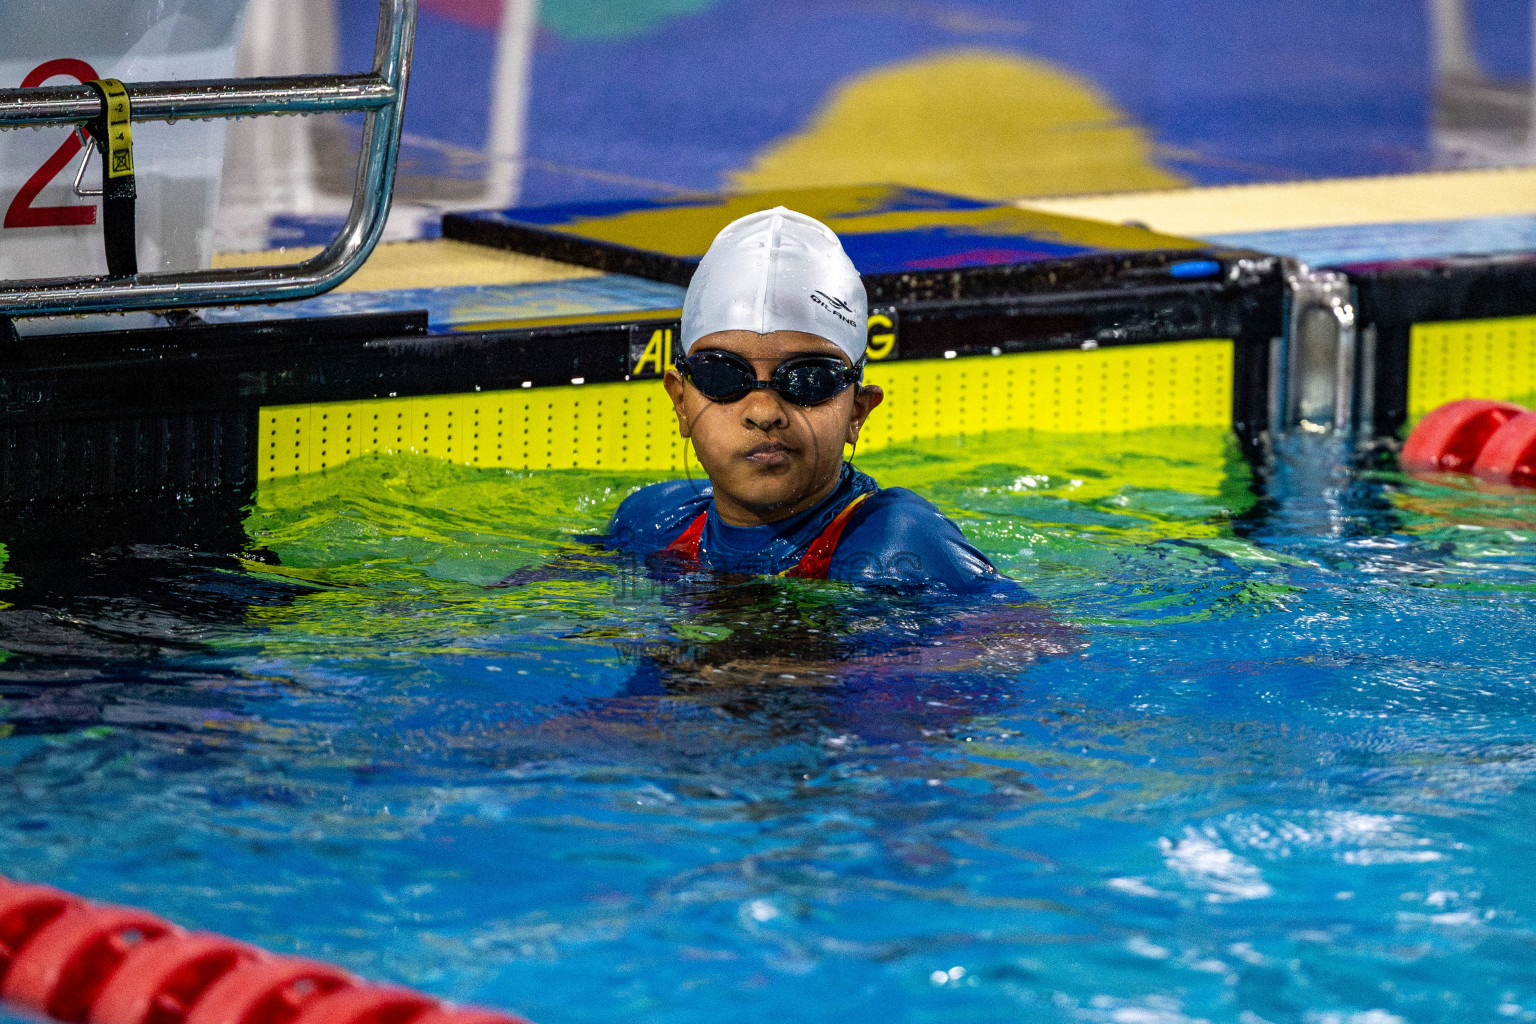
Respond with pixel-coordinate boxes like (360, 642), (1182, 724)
(629, 314), (893, 375)
(629, 323), (678, 379)
(866, 307), (898, 361)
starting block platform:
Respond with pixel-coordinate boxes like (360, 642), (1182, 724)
(442, 185), (1221, 290)
(1034, 169), (1536, 436)
(1, 185), (1285, 524)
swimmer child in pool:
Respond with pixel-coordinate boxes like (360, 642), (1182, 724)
(609, 207), (1016, 595)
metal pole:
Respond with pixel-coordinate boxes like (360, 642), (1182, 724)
(0, 76), (396, 127)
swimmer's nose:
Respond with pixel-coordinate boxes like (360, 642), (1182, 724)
(741, 389), (790, 431)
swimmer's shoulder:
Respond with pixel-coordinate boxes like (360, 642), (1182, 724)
(837, 486), (967, 557)
(609, 479), (712, 552)
(833, 486), (1020, 595)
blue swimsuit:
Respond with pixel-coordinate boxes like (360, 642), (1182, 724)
(607, 464), (1018, 595)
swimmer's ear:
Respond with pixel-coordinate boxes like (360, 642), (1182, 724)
(846, 384), (883, 446)
(663, 367), (692, 437)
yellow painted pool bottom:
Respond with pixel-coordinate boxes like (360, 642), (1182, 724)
(257, 337), (1233, 482)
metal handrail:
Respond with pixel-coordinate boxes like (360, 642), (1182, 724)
(0, 76), (399, 126)
(0, 0), (417, 318)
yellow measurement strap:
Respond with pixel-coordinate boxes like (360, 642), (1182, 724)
(91, 78), (133, 177)
(85, 78), (138, 277)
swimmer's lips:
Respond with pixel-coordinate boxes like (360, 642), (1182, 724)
(741, 440), (796, 470)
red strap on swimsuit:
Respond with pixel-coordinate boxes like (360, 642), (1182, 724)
(662, 510), (709, 561)
(781, 491), (871, 578)
(661, 491), (873, 580)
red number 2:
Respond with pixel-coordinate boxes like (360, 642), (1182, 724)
(4, 58), (101, 229)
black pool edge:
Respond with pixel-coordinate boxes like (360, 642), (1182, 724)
(0, 253), (1287, 558)
(1345, 253), (1536, 438)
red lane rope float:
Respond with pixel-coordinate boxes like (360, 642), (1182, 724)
(0, 884), (81, 988)
(4, 904), (177, 1021)
(412, 1008), (523, 1024)
(182, 956), (356, 1024)
(1401, 399), (1528, 473)
(93, 933), (258, 1024)
(1473, 410), (1536, 487)
(289, 987), (437, 1024)
(0, 876), (533, 1024)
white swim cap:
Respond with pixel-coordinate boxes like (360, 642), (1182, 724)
(681, 206), (868, 364)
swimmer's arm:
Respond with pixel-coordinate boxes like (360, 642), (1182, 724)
(828, 497), (1078, 667)
(873, 601), (1084, 671)
(808, 588), (1080, 673)
(832, 490), (1018, 595)
(605, 479), (710, 553)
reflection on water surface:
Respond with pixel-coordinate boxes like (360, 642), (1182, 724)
(4, 429), (1535, 1024)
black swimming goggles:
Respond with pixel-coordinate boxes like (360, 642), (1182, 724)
(675, 349), (863, 406)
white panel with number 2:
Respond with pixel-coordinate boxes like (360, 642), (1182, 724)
(0, 0), (249, 281)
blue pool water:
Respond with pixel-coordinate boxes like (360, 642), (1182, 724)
(3, 428), (1536, 1024)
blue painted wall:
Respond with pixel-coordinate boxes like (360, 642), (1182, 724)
(518, 0), (1432, 203)
(341, 0), (1536, 207)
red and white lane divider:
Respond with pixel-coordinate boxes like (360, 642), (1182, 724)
(0, 875), (533, 1024)
(1402, 398), (1536, 485)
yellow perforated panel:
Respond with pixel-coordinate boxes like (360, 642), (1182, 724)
(258, 338), (1233, 481)
(259, 382), (686, 482)
(860, 338), (1230, 448)
(1409, 316), (1536, 419)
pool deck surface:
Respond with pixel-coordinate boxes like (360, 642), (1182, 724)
(1023, 166), (1536, 267)
(200, 166), (1536, 331)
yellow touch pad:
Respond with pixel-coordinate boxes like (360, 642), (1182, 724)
(258, 338), (1233, 482)
(1409, 316), (1536, 420)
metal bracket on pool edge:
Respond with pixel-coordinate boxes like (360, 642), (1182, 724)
(0, 0), (416, 318)
(1273, 264), (1359, 434)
